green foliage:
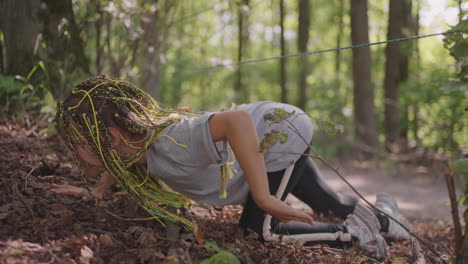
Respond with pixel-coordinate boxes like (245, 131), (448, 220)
(259, 130), (289, 153)
(0, 61), (56, 120)
(263, 108), (296, 123)
(0, 75), (24, 112)
(311, 116), (344, 135)
(454, 158), (468, 206)
(0, 0), (464, 157)
(443, 20), (468, 80)
(200, 242), (240, 264)
(454, 158), (468, 176)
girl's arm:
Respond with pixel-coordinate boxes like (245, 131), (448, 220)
(50, 171), (115, 201)
(209, 110), (314, 224)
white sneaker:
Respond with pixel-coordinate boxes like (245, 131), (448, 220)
(375, 194), (411, 240)
(344, 202), (388, 259)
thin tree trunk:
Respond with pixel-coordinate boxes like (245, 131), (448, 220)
(412, 0), (421, 147)
(383, 0), (404, 151)
(235, 0), (249, 102)
(297, 0), (310, 110)
(398, 0), (414, 150)
(95, 0), (103, 74)
(412, 104), (420, 146)
(141, 8), (161, 99)
(279, 0), (287, 103)
(63, 0), (89, 73)
(0, 32), (4, 73)
(350, 0), (378, 157)
(333, 0), (345, 119)
(0, 0), (41, 76)
(335, 0), (344, 82)
(105, 14), (119, 77)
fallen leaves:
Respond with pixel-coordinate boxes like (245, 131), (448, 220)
(0, 121), (458, 263)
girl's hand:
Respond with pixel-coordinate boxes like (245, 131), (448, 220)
(258, 195), (314, 224)
(50, 184), (103, 201)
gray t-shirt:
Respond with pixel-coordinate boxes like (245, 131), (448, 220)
(147, 101), (313, 205)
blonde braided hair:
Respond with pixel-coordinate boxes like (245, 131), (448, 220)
(55, 75), (196, 229)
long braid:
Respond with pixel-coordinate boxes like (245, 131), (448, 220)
(56, 76), (196, 229)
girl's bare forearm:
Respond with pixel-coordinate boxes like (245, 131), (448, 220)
(210, 111), (270, 205)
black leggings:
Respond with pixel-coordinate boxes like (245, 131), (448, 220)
(239, 151), (383, 244)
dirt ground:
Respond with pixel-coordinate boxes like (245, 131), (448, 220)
(0, 121), (460, 263)
(286, 161), (460, 220)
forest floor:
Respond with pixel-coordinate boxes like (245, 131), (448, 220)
(0, 120), (461, 264)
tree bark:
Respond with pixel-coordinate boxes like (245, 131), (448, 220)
(399, 0), (414, 150)
(235, 0), (250, 103)
(335, 0), (344, 82)
(0, 0), (41, 76)
(94, 0), (103, 74)
(297, 0), (310, 110)
(141, 8), (161, 100)
(383, 0), (405, 151)
(412, 0), (421, 147)
(332, 0), (345, 119)
(350, 0), (378, 156)
(279, 0), (287, 103)
(0, 32), (4, 73)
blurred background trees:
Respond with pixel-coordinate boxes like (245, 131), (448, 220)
(0, 0), (466, 160)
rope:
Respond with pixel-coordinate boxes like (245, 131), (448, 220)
(183, 30), (460, 72)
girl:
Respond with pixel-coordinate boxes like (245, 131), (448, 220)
(52, 76), (408, 259)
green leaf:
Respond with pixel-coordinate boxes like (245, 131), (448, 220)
(263, 108), (296, 124)
(26, 64), (39, 81)
(454, 158), (468, 176)
(311, 117), (344, 134)
(19, 84), (34, 97)
(453, 19), (468, 32)
(458, 195), (467, 206)
(451, 39), (468, 58)
(200, 250), (240, 264)
(201, 242), (240, 264)
(259, 130), (288, 153)
(0, 75), (23, 94)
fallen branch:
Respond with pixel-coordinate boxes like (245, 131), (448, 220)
(411, 237), (426, 264)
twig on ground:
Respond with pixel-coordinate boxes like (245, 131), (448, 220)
(24, 167), (36, 190)
(13, 181), (35, 219)
(411, 237), (427, 264)
(308, 245), (382, 263)
(47, 249), (68, 264)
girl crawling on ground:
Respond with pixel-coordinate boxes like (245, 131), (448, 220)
(51, 76), (410, 259)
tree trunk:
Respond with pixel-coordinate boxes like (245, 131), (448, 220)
(43, 0), (90, 73)
(335, 0), (344, 82)
(333, 0), (345, 119)
(235, 0), (249, 103)
(383, 0), (405, 151)
(141, 6), (161, 99)
(279, 0), (287, 103)
(412, 0), (421, 147)
(297, 0), (310, 110)
(0, 0), (41, 76)
(94, 0), (103, 74)
(350, 0), (378, 156)
(0, 32), (4, 73)
(398, 0), (414, 150)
